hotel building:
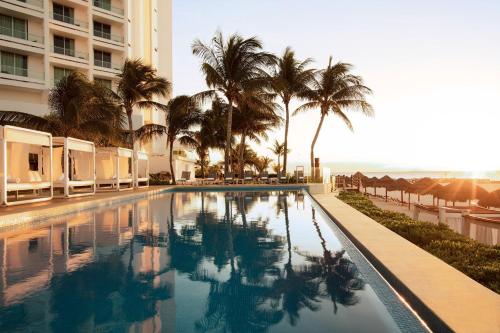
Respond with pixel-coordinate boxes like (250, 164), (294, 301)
(0, 0), (195, 178)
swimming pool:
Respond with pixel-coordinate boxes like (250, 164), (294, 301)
(0, 189), (429, 332)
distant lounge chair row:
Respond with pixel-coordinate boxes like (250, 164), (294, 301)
(177, 169), (307, 186)
(0, 125), (150, 206)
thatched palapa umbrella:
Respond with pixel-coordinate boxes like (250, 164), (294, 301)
(378, 175), (395, 202)
(387, 178), (414, 204)
(412, 177), (442, 206)
(479, 189), (500, 208)
(439, 179), (489, 206)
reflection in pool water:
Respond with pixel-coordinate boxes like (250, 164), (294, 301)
(0, 191), (427, 332)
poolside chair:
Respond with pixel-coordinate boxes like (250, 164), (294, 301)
(177, 171), (191, 185)
(258, 171), (269, 184)
(224, 172), (235, 184)
(204, 171), (219, 185)
(295, 169), (306, 183)
(278, 172), (287, 184)
(243, 170), (254, 184)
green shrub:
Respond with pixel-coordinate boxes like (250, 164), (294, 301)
(337, 191), (500, 293)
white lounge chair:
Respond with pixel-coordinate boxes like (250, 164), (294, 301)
(258, 171), (269, 184)
(243, 170), (254, 184)
(177, 171), (191, 185)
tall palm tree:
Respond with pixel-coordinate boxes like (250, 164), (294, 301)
(0, 72), (122, 141)
(269, 140), (287, 174)
(136, 95), (201, 184)
(295, 57), (373, 179)
(254, 156), (273, 174)
(271, 47), (314, 174)
(232, 90), (281, 176)
(192, 31), (275, 176)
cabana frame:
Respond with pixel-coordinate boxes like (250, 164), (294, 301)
(96, 147), (134, 192)
(135, 151), (149, 188)
(0, 125), (53, 206)
(53, 137), (96, 198)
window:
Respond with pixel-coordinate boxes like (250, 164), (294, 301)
(1, 51), (28, 77)
(0, 14), (27, 40)
(94, 78), (112, 89)
(94, 50), (111, 68)
(53, 3), (74, 25)
(94, 21), (111, 39)
(54, 66), (72, 84)
(94, 0), (111, 11)
(28, 153), (39, 171)
(53, 35), (75, 57)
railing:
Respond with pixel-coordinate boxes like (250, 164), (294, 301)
(13, 0), (44, 8)
(51, 12), (89, 29)
(94, 59), (121, 70)
(93, 0), (124, 16)
(0, 65), (44, 80)
(53, 45), (89, 60)
(93, 30), (124, 43)
(0, 26), (44, 43)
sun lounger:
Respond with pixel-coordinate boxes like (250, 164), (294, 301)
(224, 172), (236, 184)
(204, 172), (219, 185)
(243, 171), (254, 184)
(177, 171), (191, 185)
(278, 172), (287, 183)
(258, 171), (269, 184)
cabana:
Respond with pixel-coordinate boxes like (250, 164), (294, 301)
(52, 137), (96, 198)
(135, 151), (149, 188)
(95, 147), (133, 191)
(0, 125), (53, 206)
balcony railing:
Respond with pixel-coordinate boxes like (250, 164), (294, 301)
(0, 65), (44, 80)
(93, 0), (124, 16)
(51, 12), (89, 29)
(93, 30), (124, 43)
(94, 59), (121, 70)
(0, 26), (44, 44)
(53, 45), (89, 60)
(13, 0), (44, 9)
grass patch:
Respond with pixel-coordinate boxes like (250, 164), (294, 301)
(337, 191), (500, 293)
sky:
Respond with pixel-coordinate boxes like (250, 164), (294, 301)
(172, 0), (500, 173)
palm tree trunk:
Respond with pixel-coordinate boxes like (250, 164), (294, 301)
(126, 108), (136, 188)
(224, 100), (233, 176)
(239, 133), (246, 178)
(169, 138), (176, 185)
(310, 113), (325, 180)
(283, 101), (290, 174)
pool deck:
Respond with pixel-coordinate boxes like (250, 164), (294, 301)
(1, 185), (499, 333)
(312, 193), (500, 333)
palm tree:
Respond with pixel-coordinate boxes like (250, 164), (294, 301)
(136, 95), (202, 184)
(254, 156), (273, 174)
(269, 140), (287, 174)
(232, 90), (281, 176)
(0, 72), (122, 141)
(271, 47), (314, 174)
(191, 101), (227, 178)
(295, 57), (373, 179)
(192, 31), (275, 176)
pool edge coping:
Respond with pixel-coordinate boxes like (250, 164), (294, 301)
(310, 192), (500, 333)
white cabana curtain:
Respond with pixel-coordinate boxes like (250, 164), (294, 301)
(96, 152), (116, 180)
(7, 142), (51, 182)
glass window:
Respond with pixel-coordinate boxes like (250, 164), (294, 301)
(0, 14), (27, 40)
(54, 67), (72, 84)
(94, 0), (111, 11)
(93, 21), (111, 39)
(53, 35), (75, 57)
(53, 3), (74, 24)
(1, 51), (27, 77)
(94, 50), (111, 68)
(29, 153), (39, 171)
(94, 78), (112, 89)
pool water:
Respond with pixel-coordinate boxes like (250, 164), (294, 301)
(0, 190), (428, 332)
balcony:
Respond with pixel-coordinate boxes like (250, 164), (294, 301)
(94, 59), (121, 71)
(93, 30), (124, 44)
(0, 65), (44, 81)
(93, 0), (124, 16)
(0, 26), (44, 44)
(52, 45), (88, 60)
(51, 12), (89, 30)
(9, 0), (44, 9)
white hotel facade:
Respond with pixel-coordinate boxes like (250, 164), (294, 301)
(0, 0), (195, 178)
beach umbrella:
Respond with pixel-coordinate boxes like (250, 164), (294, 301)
(378, 175), (395, 201)
(412, 178), (442, 205)
(478, 189), (500, 208)
(439, 180), (489, 206)
(388, 178), (414, 203)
